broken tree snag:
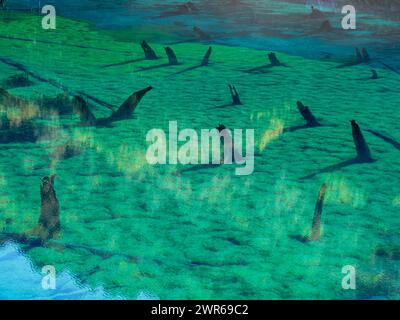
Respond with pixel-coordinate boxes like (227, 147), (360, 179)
(354, 48), (370, 63)
(165, 47), (179, 65)
(201, 47), (212, 66)
(193, 26), (212, 40)
(319, 20), (333, 32)
(216, 124), (227, 133)
(39, 175), (60, 239)
(72, 96), (96, 126)
(72, 86), (152, 126)
(109, 86), (153, 122)
(310, 5), (323, 18)
(362, 48), (370, 62)
(309, 184), (328, 241)
(297, 101), (321, 127)
(184, 1), (197, 13)
(268, 52), (281, 66)
(141, 40), (157, 60)
(229, 84), (242, 105)
(371, 69), (378, 79)
(351, 120), (373, 162)
(216, 124), (235, 163)
(355, 48), (362, 62)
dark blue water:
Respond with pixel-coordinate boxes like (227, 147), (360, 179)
(9, 0), (400, 68)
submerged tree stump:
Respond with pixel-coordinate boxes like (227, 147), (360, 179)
(37, 175), (60, 240)
(309, 184), (328, 241)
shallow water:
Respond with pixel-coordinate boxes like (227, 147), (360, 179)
(0, 1), (399, 300)
(0, 242), (120, 299)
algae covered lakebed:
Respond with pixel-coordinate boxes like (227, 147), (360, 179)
(0, 3), (399, 300)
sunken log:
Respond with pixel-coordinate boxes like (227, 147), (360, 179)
(3, 73), (33, 89)
(309, 184), (328, 241)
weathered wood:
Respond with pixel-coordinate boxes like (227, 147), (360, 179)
(201, 47), (212, 66)
(73, 86), (153, 126)
(351, 120), (373, 162)
(296, 101), (321, 127)
(141, 40), (158, 60)
(268, 52), (281, 66)
(165, 47), (179, 65)
(229, 84), (242, 105)
(38, 175), (60, 239)
(309, 184), (328, 241)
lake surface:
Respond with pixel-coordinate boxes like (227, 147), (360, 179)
(0, 0), (399, 300)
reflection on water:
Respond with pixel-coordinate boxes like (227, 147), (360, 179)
(0, 242), (162, 300)
(0, 242), (160, 300)
(0, 242), (112, 299)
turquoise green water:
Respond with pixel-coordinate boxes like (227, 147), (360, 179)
(0, 11), (399, 300)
